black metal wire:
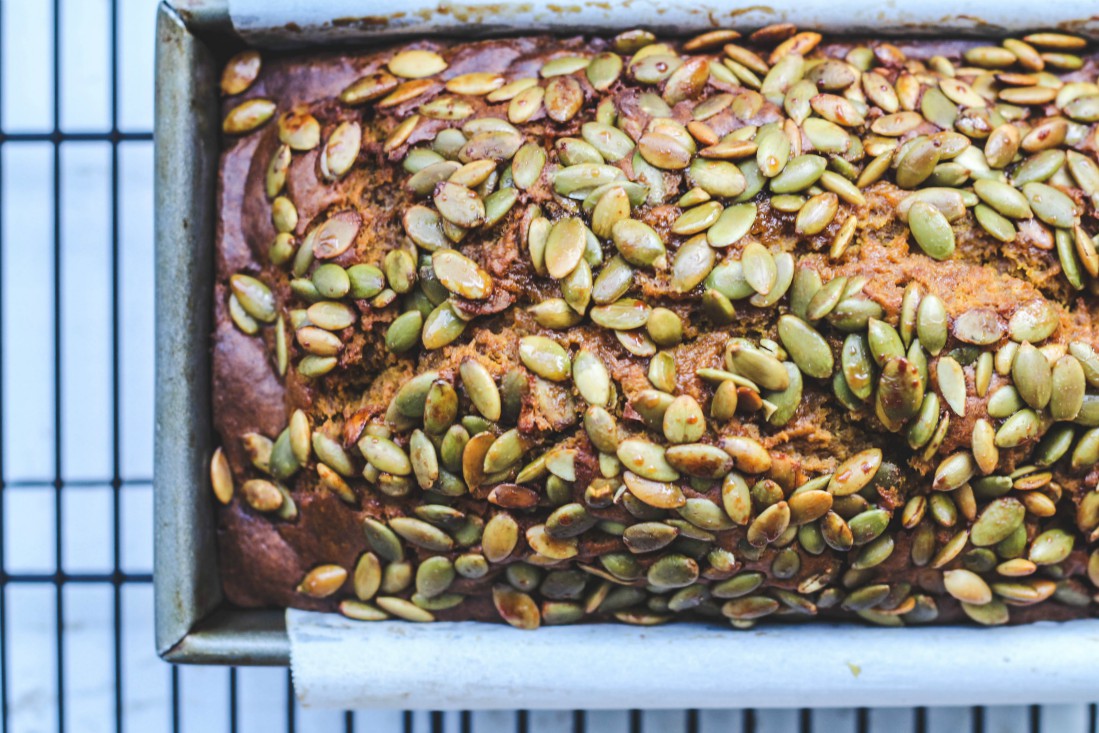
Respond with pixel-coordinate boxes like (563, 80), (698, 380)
(171, 666), (180, 733)
(51, 4), (66, 733)
(0, 0), (8, 726)
(287, 670), (297, 732)
(230, 667), (240, 733)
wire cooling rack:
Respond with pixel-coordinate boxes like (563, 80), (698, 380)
(0, 0), (1097, 730)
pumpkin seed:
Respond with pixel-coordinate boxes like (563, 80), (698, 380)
(828, 449), (882, 496)
(1012, 342), (1053, 409)
(1050, 355), (1086, 421)
(623, 471), (685, 509)
(1022, 181), (1078, 227)
(434, 181), (485, 228)
(611, 219), (667, 268)
(951, 308), (1003, 346)
(936, 356), (968, 417)
(907, 201), (955, 260)
(777, 315), (833, 379)
(223, 98), (275, 135)
(658, 395), (705, 445)
(389, 49), (447, 79)
(297, 565), (347, 598)
(431, 249), (492, 300)
(617, 439), (679, 481)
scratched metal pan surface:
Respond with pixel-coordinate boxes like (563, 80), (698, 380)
(152, 0), (1099, 667)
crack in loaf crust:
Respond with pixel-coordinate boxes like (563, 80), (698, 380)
(212, 27), (1099, 628)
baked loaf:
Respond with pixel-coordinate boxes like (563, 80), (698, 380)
(212, 26), (1099, 628)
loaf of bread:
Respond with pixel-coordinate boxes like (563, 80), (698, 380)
(211, 26), (1099, 628)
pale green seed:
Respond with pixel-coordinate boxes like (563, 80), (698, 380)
(777, 315), (833, 379)
(908, 201), (955, 260)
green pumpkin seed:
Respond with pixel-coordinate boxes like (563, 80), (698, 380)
(747, 501), (791, 547)
(421, 380), (458, 435)
(230, 274), (277, 323)
(739, 243), (777, 296)
(777, 315), (833, 379)
(764, 362), (802, 426)
(458, 359), (500, 421)
(518, 336), (570, 381)
(1072, 428), (1099, 469)
(623, 470), (685, 509)
(420, 302), (466, 349)
(867, 318), (905, 366)
(483, 428), (525, 473)
(1050, 355), (1086, 421)
(528, 298), (583, 329)
(706, 261), (756, 301)
(508, 143), (545, 191)
(726, 341), (789, 391)
(932, 451), (975, 492)
(972, 418), (999, 474)
(974, 179), (1033, 219)
(876, 357), (924, 426)
(385, 310), (423, 353)
(936, 356), (968, 417)
(770, 154), (827, 193)
(974, 204), (1017, 242)
(1022, 181), (1078, 227)
(1034, 423), (1075, 467)
(1012, 342), (1053, 409)
(672, 202), (722, 236)
(711, 380), (739, 421)
(997, 411), (1037, 450)
(590, 186), (631, 239)
(1029, 528), (1075, 565)
(647, 554), (700, 589)
(647, 351), (676, 393)
(806, 276), (847, 321)
(362, 518), (405, 563)
(1007, 300), (1059, 345)
(907, 201), (955, 260)
(960, 599), (1008, 626)
(906, 393), (941, 449)
(389, 517), (454, 552)
(482, 513), (519, 562)
(590, 298), (651, 331)
(706, 203), (756, 248)
(618, 439), (679, 482)
(952, 308), (1004, 346)
(837, 333), (873, 401)
(359, 435), (412, 476)
(849, 509), (891, 546)
(670, 236), (716, 293)
(611, 219), (667, 269)
(795, 192), (838, 235)
(787, 268), (822, 322)
(228, 294), (259, 335)
(971, 497), (1025, 547)
(828, 449), (882, 496)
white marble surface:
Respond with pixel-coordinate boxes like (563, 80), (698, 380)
(0, 0), (1095, 730)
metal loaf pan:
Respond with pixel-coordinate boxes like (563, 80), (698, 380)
(154, 0), (1099, 678)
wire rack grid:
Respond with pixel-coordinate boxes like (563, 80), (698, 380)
(0, 0), (1097, 731)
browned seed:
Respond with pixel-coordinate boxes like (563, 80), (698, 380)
(221, 50), (261, 96)
(297, 564), (348, 598)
